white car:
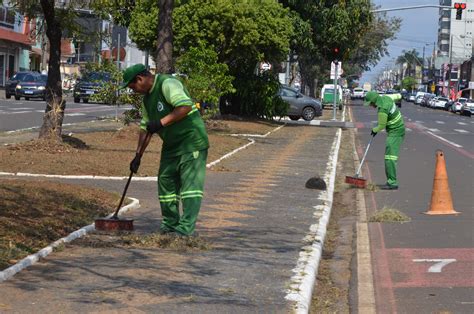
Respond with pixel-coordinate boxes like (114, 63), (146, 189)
(431, 97), (449, 109)
(450, 98), (467, 113)
(461, 99), (474, 116)
(351, 88), (365, 99)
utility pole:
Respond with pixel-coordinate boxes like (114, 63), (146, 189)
(447, 34), (453, 100)
(422, 46), (425, 85)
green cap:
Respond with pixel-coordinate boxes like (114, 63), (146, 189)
(364, 91), (379, 106)
(121, 64), (146, 88)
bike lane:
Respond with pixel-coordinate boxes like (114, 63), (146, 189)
(350, 102), (474, 313)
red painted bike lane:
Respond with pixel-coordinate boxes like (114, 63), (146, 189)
(350, 104), (474, 313)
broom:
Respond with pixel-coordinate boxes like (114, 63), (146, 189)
(95, 172), (134, 231)
(345, 135), (374, 188)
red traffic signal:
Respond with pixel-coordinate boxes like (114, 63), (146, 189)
(331, 47), (342, 61)
(454, 2), (466, 9)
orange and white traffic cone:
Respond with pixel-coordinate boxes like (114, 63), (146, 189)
(424, 150), (460, 215)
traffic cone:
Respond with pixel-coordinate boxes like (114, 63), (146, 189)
(424, 150), (460, 215)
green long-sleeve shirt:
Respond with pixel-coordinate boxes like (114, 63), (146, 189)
(372, 95), (405, 136)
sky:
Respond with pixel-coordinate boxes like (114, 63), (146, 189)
(359, 0), (441, 85)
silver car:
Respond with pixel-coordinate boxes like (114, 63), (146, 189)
(279, 86), (322, 121)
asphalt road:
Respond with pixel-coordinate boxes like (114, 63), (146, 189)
(0, 96), (130, 132)
(350, 100), (474, 313)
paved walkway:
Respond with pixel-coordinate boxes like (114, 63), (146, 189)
(0, 122), (341, 313)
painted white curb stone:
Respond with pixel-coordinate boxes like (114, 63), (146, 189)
(0, 198), (140, 282)
(285, 128), (342, 313)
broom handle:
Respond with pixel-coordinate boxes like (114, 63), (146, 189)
(112, 171), (134, 219)
(355, 136), (374, 176)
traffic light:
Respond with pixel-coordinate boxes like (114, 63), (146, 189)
(454, 2), (466, 20)
(331, 47), (343, 62)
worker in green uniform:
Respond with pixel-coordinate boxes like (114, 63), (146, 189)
(122, 64), (209, 236)
(364, 91), (405, 190)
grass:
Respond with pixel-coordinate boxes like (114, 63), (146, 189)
(368, 207), (411, 223)
(0, 179), (120, 270)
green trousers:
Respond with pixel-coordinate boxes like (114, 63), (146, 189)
(158, 149), (208, 235)
(384, 135), (404, 187)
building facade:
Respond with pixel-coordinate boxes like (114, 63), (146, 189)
(0, 5), (32, 86)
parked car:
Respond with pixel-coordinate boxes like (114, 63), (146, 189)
(448, 98), (467, 113)
(321, 84), (343, 110)
(73, 71), (111, 103)
(407, 93), (416, 102)
(4, 71), (42, 99)
(279, 85), (322, 121)
(351, 87), (365, 99)
(460, 99), (474, 116)
(431, 96), (449, 109)
(421, 93), (435, 107)
(13, 74), (47, 101)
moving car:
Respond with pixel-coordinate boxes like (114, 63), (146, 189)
(351, 87), (365, 99)
(73, 71), (111, 103)
(14, 74), (47, 100)
(4, 71), (44, 99)
(385, 91), (402, 108)
(279, 85), (322, 121)
(460, 99), (474, 116)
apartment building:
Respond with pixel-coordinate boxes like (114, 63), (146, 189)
(0, 5), (32, 86)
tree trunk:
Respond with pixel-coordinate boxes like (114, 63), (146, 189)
(38, 0), (65, 141)
(156, 0), (174, 74)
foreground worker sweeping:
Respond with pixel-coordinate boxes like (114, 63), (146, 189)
(364, 91), (405, 190)
(122, 64), (209, 236)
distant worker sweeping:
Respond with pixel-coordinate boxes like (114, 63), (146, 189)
(122, 64), (209, 236)
(364, 91), (405, 190)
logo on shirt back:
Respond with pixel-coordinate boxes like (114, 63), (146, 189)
(157, 101), (164, 112)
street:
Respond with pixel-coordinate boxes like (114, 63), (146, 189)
(350, 100), (474, 313)
(0, 96), (130, 132)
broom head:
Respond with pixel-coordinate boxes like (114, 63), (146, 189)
(345, 175), (367, 188)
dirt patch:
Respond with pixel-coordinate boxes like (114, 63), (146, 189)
(368, 207), (410, 223)
(0, 179), (120, 270)
(0, 118), (278, 176)
(310, 131), (356, 313)
(71, 232), (212, 252)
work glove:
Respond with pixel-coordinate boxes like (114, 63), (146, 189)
(130, 153), (142, 174)
(371, 130), (377, 137)
(146, 120), (163, 134)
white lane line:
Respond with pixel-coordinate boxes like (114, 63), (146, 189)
(65, 113), (86, 117)
(454, 129), (469, 134)
(285, 129), (342, 313)
(10, 107), (34, 110)
(435, 120), (445, 124)
(0, 110), (32, 114)
(36, 110), (44, 113)
(427, 128), (440, 133)
(457, 122), (467, 125)
(426, 131), (463, 148)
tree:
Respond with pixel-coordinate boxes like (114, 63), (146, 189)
(175, 41), (235, 117)
(396, 49), (423, 77)
(156, 0), (174, 73)
(280, 0), (374, 95)
(8, 0), (88, 141)
(402, 76), (417, 92)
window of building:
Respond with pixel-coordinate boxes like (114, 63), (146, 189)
(0, 6), (16, 29)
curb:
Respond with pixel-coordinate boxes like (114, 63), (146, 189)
(285, 128), (342, 313)
(0, 198), (140, 282)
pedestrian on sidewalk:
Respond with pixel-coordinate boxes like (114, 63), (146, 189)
(364, 91), (405, 190)
(121, 64), (209, 236)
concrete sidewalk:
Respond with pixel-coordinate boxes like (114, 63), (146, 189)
(0, 123), (341, 313)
